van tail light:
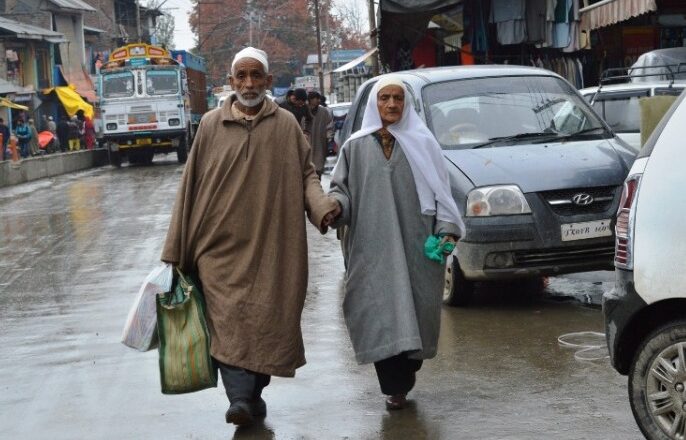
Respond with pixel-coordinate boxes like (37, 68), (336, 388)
(614, 175), (641, 270)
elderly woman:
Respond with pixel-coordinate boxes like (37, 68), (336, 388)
(329, 76), (465, 410)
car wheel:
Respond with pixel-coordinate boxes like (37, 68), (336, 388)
(629, 320), (686, 440)
(442, 252), (475, 307)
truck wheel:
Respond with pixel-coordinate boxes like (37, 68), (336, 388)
(177, 132), (188, 164)
(443, 252), (475, 307)
(629, 320), (686, 440)
(108, 144), (121, 168)
(141, 151), (154, 165)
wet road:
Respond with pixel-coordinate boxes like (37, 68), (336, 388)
(0, 159), (640, 439)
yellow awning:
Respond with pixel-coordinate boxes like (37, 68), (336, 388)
(0, 97), (28, 110)
(44, 85), (93, 119)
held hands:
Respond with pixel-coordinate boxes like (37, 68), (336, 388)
(440, 234), (459, 254)
(321, 201), (342, 229)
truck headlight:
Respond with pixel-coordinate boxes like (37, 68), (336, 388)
(106, 123), (117, 130)
(466, 185), (532, 216)
(168, 118), (180, 126)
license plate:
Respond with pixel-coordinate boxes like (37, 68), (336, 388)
(561, 219), (612, 241)
(136, 138), (152, 145)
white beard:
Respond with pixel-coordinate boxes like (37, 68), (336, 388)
(235, 90), (267, 108)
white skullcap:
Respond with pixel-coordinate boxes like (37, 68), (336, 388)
(374, 75), (406, 94)
(231, 47), (269, 73)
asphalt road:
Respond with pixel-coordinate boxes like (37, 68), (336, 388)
(0, 158), (641, 439)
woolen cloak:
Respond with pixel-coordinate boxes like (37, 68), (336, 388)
(308, 105), (333, 174)
(162, 96), (337, 377)
(329, 134), (462, 364)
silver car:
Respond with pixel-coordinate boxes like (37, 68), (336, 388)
(338, 66), (637, 306)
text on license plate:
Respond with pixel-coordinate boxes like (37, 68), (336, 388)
(561, 219), (612, 241)
(136, 138), (152, 145)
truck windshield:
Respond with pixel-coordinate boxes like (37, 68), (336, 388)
(102, 72), (134, 98)
(146, 70), (179, 95)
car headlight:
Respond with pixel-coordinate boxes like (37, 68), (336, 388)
(106, 123), (117, 130)
(466, 185), (532, 216)
(168, 118), (180, 126)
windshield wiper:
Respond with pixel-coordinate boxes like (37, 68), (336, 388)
(472, 132), (561, 149)
(558, 126), (608, 140)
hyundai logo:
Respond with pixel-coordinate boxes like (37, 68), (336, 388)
(572, 193), (594, 206)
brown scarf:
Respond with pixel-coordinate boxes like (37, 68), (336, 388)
(378, 128), (395, 160)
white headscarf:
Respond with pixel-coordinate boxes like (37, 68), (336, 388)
(342, 75), (464, 229)
(231, 47), (269, 72)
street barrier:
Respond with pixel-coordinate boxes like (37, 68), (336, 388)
(0, 149), (109, 189)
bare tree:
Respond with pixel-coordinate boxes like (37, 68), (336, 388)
(147, 0), (176, 49)
(332, 0), (367, 36)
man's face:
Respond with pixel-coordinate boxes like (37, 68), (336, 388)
(308, 97), (320, 109)
(288, 94), (297, 104)
(294, 96), (305, 108)
(377, 85), (405, 126)
(229, 58), (273, 108)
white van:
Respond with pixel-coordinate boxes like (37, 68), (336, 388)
(603, 89), (686, 440)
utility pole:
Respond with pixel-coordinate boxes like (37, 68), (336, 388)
(368, 0), (379, 76)
(135, 0), (142, 42)
(314, 0), (325, 95)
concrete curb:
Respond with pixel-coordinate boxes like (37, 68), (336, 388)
(0, 150), (109, 189)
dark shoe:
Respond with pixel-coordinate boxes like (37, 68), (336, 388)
(251, 397), (267, 417)
(225, 400), (254, 426)
(385, 394), (407, 410)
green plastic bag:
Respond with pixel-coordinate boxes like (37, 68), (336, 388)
(424, 235), (456, 265)
(156, 268), (217, 394)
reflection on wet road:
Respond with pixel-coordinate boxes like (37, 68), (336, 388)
(0, 159), (640, 439)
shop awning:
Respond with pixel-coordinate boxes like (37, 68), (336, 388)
(332, 48), (378, 73)
(0, 16), (66, 43)
(57, 65), (97, 103)
(44, 86), (94, 119)
(0, 97), (29, 110)
(380, 0), (460, 14)
(580, 0), (657, 32)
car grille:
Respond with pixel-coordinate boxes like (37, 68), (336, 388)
(539, 186), (617, 216)
(513, 244), (615, 268)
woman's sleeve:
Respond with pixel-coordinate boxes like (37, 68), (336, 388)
(328, 143), (352, 228)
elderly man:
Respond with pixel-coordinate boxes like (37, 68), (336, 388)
(329, 76), (465, 411)
(162, 47), (340, 426)
(307, 91), (333, 177)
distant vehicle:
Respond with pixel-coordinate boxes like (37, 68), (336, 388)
(580, 62), (685, 150)
(98, 44), (208, 166)
(339, 66), (637, 306)
(328, 101), (351, 153)
(603, 89), (686, 440)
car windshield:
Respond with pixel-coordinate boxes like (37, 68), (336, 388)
(423, 76), (608, 150)
(102, 72), (134, 98)
(146, 69), (179, 95)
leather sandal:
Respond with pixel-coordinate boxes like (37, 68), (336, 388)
(385, 394), (407, 410)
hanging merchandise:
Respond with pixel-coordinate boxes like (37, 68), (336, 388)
(491, 0), (527, 45)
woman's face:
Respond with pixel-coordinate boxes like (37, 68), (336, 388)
(377, 85), (405, 127)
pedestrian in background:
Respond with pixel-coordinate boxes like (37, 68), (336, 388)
(279, 87), (312, 134)
(57, 117), (70, 153)
(162, 47), (340, 427)
(15, 119), (31, 158)
(0, 118), (10, 159)
(77, 110), (95, 150)
(68, 116), (81, 151)
(328, 76), (464, 411)
(307, 91), (333, 177)
(27, 119), (40, 156)
(274, 89), (292, 106)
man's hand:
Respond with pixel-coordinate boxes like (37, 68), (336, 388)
(321, 202), (342, 228)
(440, 234), (459, 254)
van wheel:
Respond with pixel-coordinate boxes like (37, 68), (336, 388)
(629, 320), (686, 440)
(108, 145), (121, 168)
(442, 252), (475, 307)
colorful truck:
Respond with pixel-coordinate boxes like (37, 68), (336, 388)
(98, 44), (208, 165)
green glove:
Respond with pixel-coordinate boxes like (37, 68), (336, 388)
(424, 235), (456, 264)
